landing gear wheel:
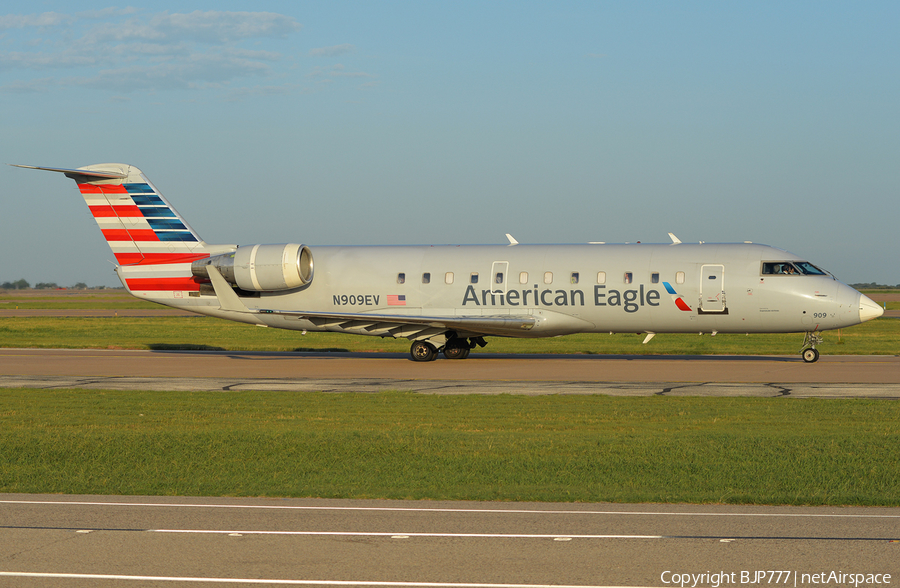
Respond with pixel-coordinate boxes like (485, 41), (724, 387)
(444, 347), (465, 359)
(410, 341), (437, 362)
(443, 342), (471, 360)
(799, 332), (823, 363)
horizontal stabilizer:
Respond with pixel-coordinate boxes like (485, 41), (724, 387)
(9, 164), (128, 180)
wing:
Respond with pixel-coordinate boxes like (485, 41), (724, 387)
(206, 264), (535, 338)
(258, 307), (536, 338)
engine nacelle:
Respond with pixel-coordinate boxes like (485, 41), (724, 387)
(192, 243), (314, 292)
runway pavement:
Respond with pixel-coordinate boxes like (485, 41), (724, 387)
(1, 495), (898, 587)
(1, 348), (899, 396)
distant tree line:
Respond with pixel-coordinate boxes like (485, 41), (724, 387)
(2, 279), (31, 290)
(1, 279), (107, 290)
(850, 283), (900, 290)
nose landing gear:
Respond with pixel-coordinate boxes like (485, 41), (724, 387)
(800, 332), (823, 363)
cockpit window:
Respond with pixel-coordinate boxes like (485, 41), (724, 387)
(794, 261), (827, 275)
(763, 262), (801, 275)
(762, 261), (827, 276)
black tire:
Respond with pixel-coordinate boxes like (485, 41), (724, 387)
(410, 341), (437, 362)
(443, 344), (467, 360)
(802, 348), (819, 363)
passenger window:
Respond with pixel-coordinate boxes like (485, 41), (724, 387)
(445, 272), (454, 284)
(397, 273), (405, 284)
(597, 271), (606, 284)
(422, 273), (431, 284)
(651, 272), (659, 284)
(624, 272), (632, 284)
(676, 271), (685, 284)
(571, 272), (579, 284)
(519, 272), (528, 284)
(543, 272), (553, 284)
(470, 273), (479, 284)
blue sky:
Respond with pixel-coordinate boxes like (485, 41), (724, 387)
(2, 2), (898, 287)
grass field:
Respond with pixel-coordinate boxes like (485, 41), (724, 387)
(0, 314), (897, 356)
(5, 288), (896, 309)
(2, 289), (898, 505)
(2, 289), (896, 355)
(0, 289), (159, 310)
(2, 389), (898, 505)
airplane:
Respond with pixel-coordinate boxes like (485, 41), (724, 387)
(13, 163), (884, 362)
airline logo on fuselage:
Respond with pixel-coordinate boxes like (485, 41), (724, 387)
(663, 282), (693, 311)
(331, 284), (692, 313)
(462, 284), (662, 313)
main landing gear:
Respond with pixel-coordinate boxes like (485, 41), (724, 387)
(800, 331), (823, 363)
(410, 340), (438, 362)
(442, 339), (471, 360)
(409, 336), (485, 362)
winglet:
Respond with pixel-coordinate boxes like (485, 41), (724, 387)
(668, 232), (682, 244)
(506, 233), (519, 246)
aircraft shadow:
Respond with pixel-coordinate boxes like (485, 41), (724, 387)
(146, 348), (800, 362)
(148, 343), (227, 352)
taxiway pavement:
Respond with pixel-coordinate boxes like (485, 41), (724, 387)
(1, 348), (899, 396)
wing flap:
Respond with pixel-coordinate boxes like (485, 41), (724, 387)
(201, 264), (537, 337)
(266, 308), (536, 338)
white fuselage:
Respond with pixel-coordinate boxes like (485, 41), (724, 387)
(123, 242), (871, 337)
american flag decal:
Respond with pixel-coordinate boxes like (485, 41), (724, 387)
(387, 295), (406, 306)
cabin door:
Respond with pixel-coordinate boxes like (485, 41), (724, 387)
(700, 264), (726, 312)
(490, 261), (509, 296)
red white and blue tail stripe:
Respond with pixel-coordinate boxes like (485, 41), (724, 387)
(82, 183), (204, 260)
(13, 164), (217, 295)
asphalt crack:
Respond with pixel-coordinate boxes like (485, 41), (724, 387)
(656, 383), (700, 396)
(766, 383), (792, 396)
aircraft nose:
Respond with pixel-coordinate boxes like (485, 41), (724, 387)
(859, 294), (884, 323)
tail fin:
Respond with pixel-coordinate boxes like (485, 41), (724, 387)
(12, 164), (233, 296)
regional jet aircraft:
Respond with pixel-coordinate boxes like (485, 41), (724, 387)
(14, 164), (883, 362)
